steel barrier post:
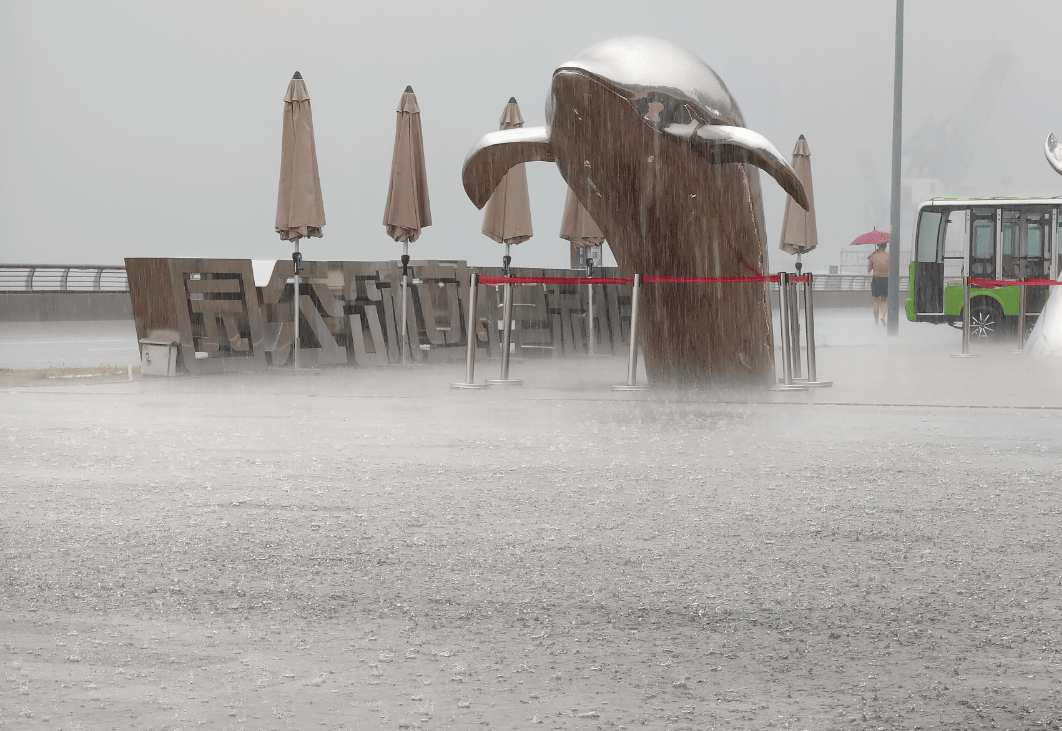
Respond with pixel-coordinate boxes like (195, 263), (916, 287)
(770, 273), (807, 390)
(612, 273), (650, 391)
(779, 274), (793, 383)
(788, 277), (802, 379)
(587, 278), (596, 356)
(451, 273), (489, 389)
(487, 277), (523, 385)
(1012, 278), (1028, 352)
(952, 276), (979, 358)
(803, 272), (833, 387)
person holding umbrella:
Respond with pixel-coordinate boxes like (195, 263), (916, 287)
(868, 241), (890, 326)
(850, 229), (891, 326)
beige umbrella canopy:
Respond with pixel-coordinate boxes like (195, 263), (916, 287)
(779, 135), (817, 262)
(383, 85), (432, 244)
(382, 86), (431, 365)
(560, 187), (606, 265)
(481, 98), (533, 249)
(275, 71), (325, 242)
(275, 71), (325, 370)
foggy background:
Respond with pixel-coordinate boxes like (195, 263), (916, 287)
(1, 0), (1060, 273)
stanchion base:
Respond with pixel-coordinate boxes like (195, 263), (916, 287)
(793, 378), (833, 388)
(450, 382), (490, 390)
(769, 383), (809, 391)
(950, 353), (980, 359)
(486, 379), (523, 386)
(611, 384), (651, 391)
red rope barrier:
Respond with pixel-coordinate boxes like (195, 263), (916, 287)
(478, 276), (633, 286)
(477, 274), (783, 286)
(789, 275), (809, 283)
(969, 277), (1060, 288)
(643, 275), (780, 284)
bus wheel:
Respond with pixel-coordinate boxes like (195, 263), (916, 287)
(967, 300), (1001, 339)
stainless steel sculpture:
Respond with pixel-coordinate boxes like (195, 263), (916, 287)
(463, 36), (809, 383)
(1046, 133), (1062, 176)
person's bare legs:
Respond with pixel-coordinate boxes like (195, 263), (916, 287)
(873, 296), (885, 324)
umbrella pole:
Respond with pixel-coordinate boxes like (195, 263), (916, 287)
(293, 239), (300, 370)
(400, 240), (410, 365)
(488, 243), (522, 385)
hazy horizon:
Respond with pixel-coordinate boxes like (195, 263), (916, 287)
(2, 0), (1060, 272)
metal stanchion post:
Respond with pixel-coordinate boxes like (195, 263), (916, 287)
(803, 272), (832, 387)
(451, 272), (489, 389)
(952, 276), (979, 358)
(587, 259), (596, 357)
(770, 273), (807, 391)
(487, 275), (522, 385)
(612, 273), (650, 391)
(788, 277), (802, 380)
(1010, 278), (1027, 353)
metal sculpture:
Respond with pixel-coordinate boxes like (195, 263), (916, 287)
(463, 36), (809, 383)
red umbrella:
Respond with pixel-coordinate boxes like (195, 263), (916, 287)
(850, 229), (889, 246)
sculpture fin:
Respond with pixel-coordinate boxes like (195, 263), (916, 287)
(1045, 133), (1062, 176)
(462, 127), (554, 209)
(664, 121), (810, 210)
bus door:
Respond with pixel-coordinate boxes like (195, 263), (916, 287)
(913, 208), (945, 314)
(913, 207), (965, 315)
(1017, 208), (1052, 312)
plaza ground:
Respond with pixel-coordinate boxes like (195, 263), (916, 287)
(3, 317), (1062, 730)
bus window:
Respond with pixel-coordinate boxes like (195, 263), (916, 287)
(916, 209), (943, 262)
(970, 208), (996, 279)
(943, 211), (966, 279)
(1023, 210), (1048, 279)
(1001, 209), (1020, 278)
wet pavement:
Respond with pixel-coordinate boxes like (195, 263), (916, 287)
(3, 315), (1062, 730)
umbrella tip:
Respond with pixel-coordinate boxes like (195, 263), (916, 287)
(509, 96), (517, 104)
(404, 85), (414, 93)
(292, 71), (303, 80)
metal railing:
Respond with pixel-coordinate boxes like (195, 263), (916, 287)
(0, 265), (129, 292)
(770, 274), (909, 292)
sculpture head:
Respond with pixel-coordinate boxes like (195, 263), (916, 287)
(463, 36), (808, 213)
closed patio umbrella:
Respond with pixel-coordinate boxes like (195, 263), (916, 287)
(383, 85), (432, 364)
(482, 97), (533, 271)
(482, 98), (534, 384)
(560, 188), (607, 355)
(560, 187), (605, 265)
(275, 71), (325, 369)
(779, 135), (817, 273)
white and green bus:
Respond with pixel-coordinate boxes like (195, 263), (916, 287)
(906, 197), (1061, 337)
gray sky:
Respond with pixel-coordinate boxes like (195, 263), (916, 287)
(2, 1), (1061, 272)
